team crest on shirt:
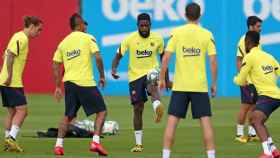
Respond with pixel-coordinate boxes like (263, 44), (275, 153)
(182, 46), (201, 57)
(66, 49), (81, 60)
(136, 50), (152, 58)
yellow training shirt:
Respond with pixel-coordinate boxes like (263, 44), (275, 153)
(236, 35), (262, 83)
(119, 31), (164, 82)
(53, 31), (99, 86)
(166, 24), (216, 92)
(0, 31), (29, 87)
(234, 47), (280, 99)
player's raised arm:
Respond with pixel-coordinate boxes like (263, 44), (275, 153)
(94, 51), (106, 88)
(111, 48), (123, 79)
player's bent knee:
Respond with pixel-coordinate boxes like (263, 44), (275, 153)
(251, 111), (265, 125)
(15, 106), (28, 117)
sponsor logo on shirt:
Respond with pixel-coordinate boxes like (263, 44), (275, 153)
(136, 50), (152, 58)
(182, 47), (201, 57)
(67, 49), (81, 60)
(262, 65), (274, 74)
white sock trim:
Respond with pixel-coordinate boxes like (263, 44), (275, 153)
(9, 125), (20, 139)
(268, 137), (277, 151)
(237, 124), (244, 136)
(5, 130), (10, 138)
(93, 135), (100, 144)
(248, 125), (256, 136)
(135, 130), (143, 145)
(163, 149), (171, 158)
(55, 138), (64, 147)
(262, 141), (272, 155)
(207, 149), (216, 158)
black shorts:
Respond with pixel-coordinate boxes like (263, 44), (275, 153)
(0, 86), (27, 107)
(168, 91), (212, 119)
(240, 84), (257, 104)
(255, 95), (280, 118)
(129, 75), (149, 105)
(64, 81), (107, 118)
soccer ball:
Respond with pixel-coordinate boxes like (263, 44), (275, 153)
(147, 68), (160, 82)
(102, 121), (119, 135)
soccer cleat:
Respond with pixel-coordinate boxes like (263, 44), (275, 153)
(54, 146), (64, 156)
(3, 140), (9, 151)
(130, 144), (144, 152)
(235, 135), (248, 143)
(259, 153), (273, 158)
(3, 140), (16, 152)
(155, 104), (164, 123)
(272, 149), (280, 158)
(248, 135), (260, 142)
(4, 137), (24, 152)
(90, 141), (108, 156)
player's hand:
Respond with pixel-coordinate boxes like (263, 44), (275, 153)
(211, 83), (217, 98)
(159, 79), (166, 91)
(54, 87), (62, 102)
(111, 69), (120, 79)
(3, 76), (12, 86)
(99, 77), (106, 88)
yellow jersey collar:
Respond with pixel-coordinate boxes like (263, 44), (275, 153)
(20, 31), (28, 40)
(249, 47), (260, 53)
(186, 23), (199, 27)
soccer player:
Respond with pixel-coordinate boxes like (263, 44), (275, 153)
(52, 13), (108, 156)
(234, 31), (280, 158)
(0, 16), (42, 152)
(235, 16), (262, 143)
(111, 13), (166, 152)
(159, 3), (217, 158)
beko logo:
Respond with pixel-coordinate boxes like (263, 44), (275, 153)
(244, 0), (280, 45)
(102, 0), (204, 21)
(244, 0), (280, 21)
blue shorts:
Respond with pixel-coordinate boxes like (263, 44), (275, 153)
(0, 86), (27, 107)
(129, 75), (149, 105)
(64, 81), (107, 118)
(255, 95), (280, 118)
(168, 91), (212, 119)
(240, 84), (257, 104)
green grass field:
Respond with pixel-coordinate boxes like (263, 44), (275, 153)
(0, 95), (279, 158)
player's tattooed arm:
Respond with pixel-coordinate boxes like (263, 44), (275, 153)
(95, 51), (106, 88)
(209, 55), (217, 97)
(236, 56), (243, 71)
(159, 51), (172, 90)
(52, 61), (63, 102)
(111, 48), (123, 79)
(160, 52), (171, 91)
(4, 50), (16, 86)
